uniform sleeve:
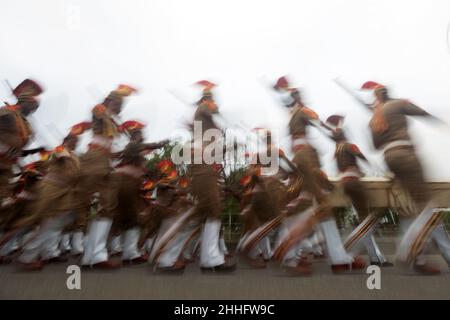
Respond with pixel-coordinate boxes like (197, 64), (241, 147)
(300, 107), (319, 121)
(0, 111), (17, 135)
(400, 100), (430, 117)
(346, 143), (367, 160)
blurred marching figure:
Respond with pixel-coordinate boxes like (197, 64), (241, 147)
(0, 161), (45, 266)
(109, 121), (168, 265)
(57, 122), (92, 257)
(148, 163), (197, 273)
(356, 81), (450, 274)
(0, 79), (44, 265)
(17, 129), (85, 270)
(270, 76), (365, 275)
(188, 81), (236, 273)
(325, 115), (391, 267)
(79, 84), (137, 269)
(235, 129), (285, 268)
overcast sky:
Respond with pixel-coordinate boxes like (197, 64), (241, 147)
(1, 0), (450, 179)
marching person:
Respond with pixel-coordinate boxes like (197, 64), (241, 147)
(79, 84), (137, 269)
(0, 79), (44, 264)
(189, 81), (236, 273)
(17, 131), (84, 270)
(325, 115), (391, 267)
(111, 120), (168, 264)
(271, 76), (365, 274)
(0, 79), (43, 224)
(359, 81), (450, 274)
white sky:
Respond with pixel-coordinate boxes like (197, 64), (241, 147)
(1, 0), (450, 179)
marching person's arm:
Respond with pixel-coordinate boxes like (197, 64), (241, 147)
(347, 143), (368, 163)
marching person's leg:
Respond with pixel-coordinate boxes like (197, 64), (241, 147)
(122, 227), (146, 264)
(219, 232), (229, 256)
(59, 233), (72, 255)
(71, 230), (85, 256)
(182, 233), (200, 262)
(0, 234), (20, 258)
(200, 217), (227, 269)
(18, 212), (73, 270)
(109, 234), (123, 256)
(71, 210), (87, 256)
(81, 217), (114, 266)
(386, 148), (441, 274)
(259, 235), (273, 261)
(191, 164), (235, 273)
(363, 233), (389, 266)
(431, 221), (450, 267)
(156, 221), (200, 271)
(319, 217), (366, 272)
(344, 214), (390, 266)
(396, 205), (442, 273)
(81, 174), (120, 269)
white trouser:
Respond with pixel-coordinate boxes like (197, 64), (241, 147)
(319, 218), (353, 265)
(274, 214), (309, 267)
(81, 218), (112, 266)
(144, 237), (154, 254)
(363, 234), (387, 264)
(157, 223), (197, 267)
(431, 223), (450, 266)
(183, 235), (200, 261)
(149, 216), (177, 263)
(345, 220), (387, 264)
(0, 233), (21, 257)
(282, 238), (312, 267)
(396, 206), (441, 265)
(60, 233), (72, 253)
(248, 235), (272, 260)
(19, 212), (74, 263)
(219, 233), (229, 255)
(200, 218), (225, 268)
(122, 227), (142, 260)
(71, 231), (84, 255)
(309, 230), (324, 256)
(109, 234), (123, 255)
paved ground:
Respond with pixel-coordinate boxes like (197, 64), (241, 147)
(1, 256), (449, 300)
(1, 238), (449, 300)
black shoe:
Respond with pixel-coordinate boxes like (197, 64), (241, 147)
(201, 262), (236, 273)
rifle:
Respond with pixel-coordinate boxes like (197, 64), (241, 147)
(333, 78), (371, 109)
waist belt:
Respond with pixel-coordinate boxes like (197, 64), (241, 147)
(382, 140), (413, 154)
(292, 137), (308, 152)
(88, 135), (113, 153)
(338, 168), (362, 180)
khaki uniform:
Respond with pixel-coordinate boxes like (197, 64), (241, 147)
(335, 142), (369, 220)
(34, 149), (82, 221)
(289, 106), (333, 203)
(79, 104), (120, 221)
(0, 105), (33, 228)
(370, 99), (430, 212)
(190, 101), (222, 219)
